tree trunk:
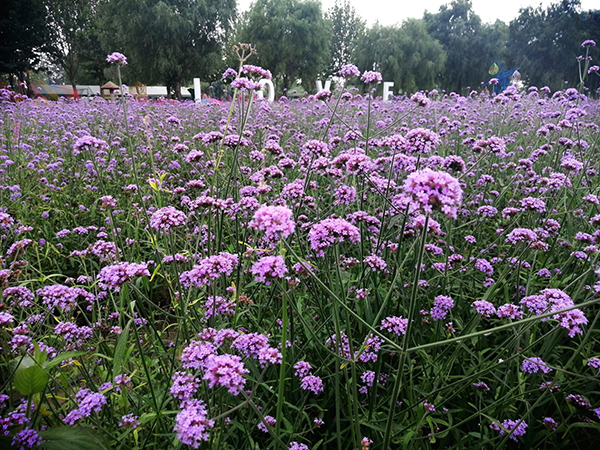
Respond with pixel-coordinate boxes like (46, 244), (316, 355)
(173, 78), (182, 101)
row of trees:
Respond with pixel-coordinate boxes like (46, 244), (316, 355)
(1, 0), (599, 98)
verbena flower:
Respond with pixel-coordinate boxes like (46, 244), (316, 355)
(174, 399), (214, 447)
(180, 253), (238, 288)
(150, 206), (187, 231)
(106, 52), (127, 65)
(522, 357), (553, 374)
(308, 218), (360, 256)
(251, 255), (288, 284)
(490, 419), (528, 441)
(202, 354), (248, 395)
(402, 169), (463, 219)
(249, 205), (295, 243)
(360, 71), (383, 84)
(338, 64), (360, 79)
(97, 262), (150, 291)
(300, 375), (324, 394)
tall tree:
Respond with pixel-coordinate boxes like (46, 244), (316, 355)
(424, 0), (490, 93)
(508, 0), (599, 90)
(355, 20), (446, 93)
(0, 0), (49, 95)
(326, 0), (365, 77)
(238, 0), (330, 92)
(101, 0), (236, 99)
(45, 0), (102, 91)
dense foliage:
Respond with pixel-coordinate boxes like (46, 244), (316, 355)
(1, 0), (599, 96)
(1, 60), (600, 449)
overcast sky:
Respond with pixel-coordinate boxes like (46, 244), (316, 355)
(238, 0), (596, 26)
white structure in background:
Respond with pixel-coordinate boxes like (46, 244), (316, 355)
(256, 79), (275, 102)
(383, 82), (394, 101)
(74, 85), (192, 98)
(316, 80), (331, 92)
(193, 78), (201, 102)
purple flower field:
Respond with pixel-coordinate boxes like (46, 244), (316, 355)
(1, 70), (600, 449)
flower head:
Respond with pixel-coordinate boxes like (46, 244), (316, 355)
(106, 52), (127, 65)
(402, 169), (463, 219)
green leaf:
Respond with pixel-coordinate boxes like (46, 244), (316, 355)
(45, 351), (86, 370)
(113, 318), (133, 379)
(14, 361), (48, 396)
(37, 426), (109, 450)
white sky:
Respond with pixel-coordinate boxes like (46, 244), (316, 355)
(237, 0), (596, 26)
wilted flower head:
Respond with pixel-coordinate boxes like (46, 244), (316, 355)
(106, 52), (127, 65)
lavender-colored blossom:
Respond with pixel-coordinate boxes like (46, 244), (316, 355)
(97, 262), (150, 291)
(170, 371), (200, 401)
(119, 414), (139, 429)
(308, 218), (361, 256)
(522, 357), (553, 374)
(471, 300), (496, 317)
(180, 253), (238, 288)
(360, 71), (383, 84)
(490, 419), (528, 441)
(150, 206), (187, 231)
(257, 415), (276, 432)
(300, 375), (324, 394)
(249, 205), (295, 243)
(497, 303), (523, 319)
(380, 316), (408, 336)
(289, 443), (309, 450)
(430, 295), (455, 321)
(339, 64), (360, 78)
(180, 340), (216, 370)
(106, 52), (127, 65)
(251, 255), (288, 284)
(174, 399), (214, 447)
(202, 354), (248, 395)
(11, 429), (42, 449)
(402, 169), (463, 219)
(64, 389), (107, 424)
(587, 357), (600, 371)
(294, 361), (313, 377)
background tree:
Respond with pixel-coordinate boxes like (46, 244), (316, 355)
(238, 0), (330, 92)
(0, 0), (49, 94)
(45, 0), (102, 92)
(424, 0), (490, 93)
(355, 20), (446, 93)
(101, 0), (236, 99)
(326, 0), (365, 77)
(508, 0), (599, 90)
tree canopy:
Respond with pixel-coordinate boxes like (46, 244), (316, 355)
(237, 0), (330, 92)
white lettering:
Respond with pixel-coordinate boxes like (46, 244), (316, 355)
(383, 82), (394, 101)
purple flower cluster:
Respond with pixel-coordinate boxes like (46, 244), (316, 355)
(402, 169), (463, 219)
(97, 262), (150, 291)
(490, 419), (528, 441)
(174, 399), (214, 447)
(150, 206), (187, 231)
(308, 218), (361, 256)
(251, 255), (288, 284)
(520, 288), (587, 337)
(202, 354), (248, 395)
(522, 357), (553, 374)
(249, 205), (295, 243)
(430, 295), (455, 321)
(338, 64), (360, 79)
(380, 316), (408, 336)
(180, 252), (238, 288)
(360, 71), (383, 84)
(64, 388), (107, 424)
(36, 284), (94, 311)
(106, 52), (127, 65)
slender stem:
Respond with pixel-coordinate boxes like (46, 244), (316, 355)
(383, 214), (429, 449)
